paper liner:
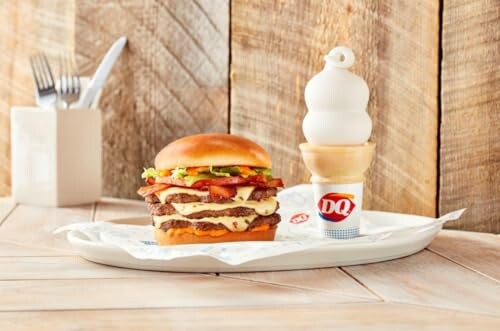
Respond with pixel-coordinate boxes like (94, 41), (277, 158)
(55, 185), (465, 266)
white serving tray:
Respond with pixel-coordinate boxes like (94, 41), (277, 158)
(67, 211), (442, 273)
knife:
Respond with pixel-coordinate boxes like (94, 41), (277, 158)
(77, 36), (127, 108)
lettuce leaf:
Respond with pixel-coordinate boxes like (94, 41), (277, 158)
(209, 166), (240, 177)
(141, 167), (160, 179)
(171, 167), (188, 179)
(254, 168), (272, 178)
(150, 166), (274, 183)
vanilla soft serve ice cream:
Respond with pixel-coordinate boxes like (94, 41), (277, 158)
(299, 46), (376, 239)
(303, 46), (372, 145)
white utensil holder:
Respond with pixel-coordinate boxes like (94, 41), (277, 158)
(11, 107), (102, 206)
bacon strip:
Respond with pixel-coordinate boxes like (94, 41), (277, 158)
(137, 183), (169, 197)
(257, 178), (284, 188)
(154, 174), (284, 189)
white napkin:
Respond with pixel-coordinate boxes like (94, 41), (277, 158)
(55, 184), (465, 265)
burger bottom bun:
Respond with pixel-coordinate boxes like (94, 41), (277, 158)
(155, 227), (277, 245)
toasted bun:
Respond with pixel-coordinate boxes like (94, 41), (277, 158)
(155, 133), (272, 170)
(155, 227), (277, 245)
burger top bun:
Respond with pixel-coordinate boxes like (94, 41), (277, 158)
(155, 133), (272, 170)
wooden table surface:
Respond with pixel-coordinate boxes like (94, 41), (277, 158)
(0, 197), (498, 330)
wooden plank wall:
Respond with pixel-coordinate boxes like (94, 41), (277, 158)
(75, 0), (229, 198)
(439, 0), (499, 233)
(0, 1), (498, 232)
(0, 0), (74, 196)
(230, 0), (440, 217)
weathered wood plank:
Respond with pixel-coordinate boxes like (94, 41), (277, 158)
(0, 276), (366, 311)
(222, 268), (378, 301)
(0, 0), (74, 197)
(0, 256), (171, 280)
(0, 198), (16, 223)
(429, 230), (500, 280)
(231, 0), (440, 216)
(0, 204), (93, 252)
(343, 250), (500, 315)
(440, 0), (500, 233)
(0, 197), (147, 256)
(94, 197), (148, 221)
(75, 0), (229, 199)
(1, 303), (499, 330)
(0, 240), (70, 257)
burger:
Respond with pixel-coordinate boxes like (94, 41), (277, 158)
(137, 133), (284, 245)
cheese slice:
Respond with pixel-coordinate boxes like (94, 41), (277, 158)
(155, 186), (255, 204)
(171, 198), (277, 217)
(234, 186), (255, 201)
(153, 214), (258, 232)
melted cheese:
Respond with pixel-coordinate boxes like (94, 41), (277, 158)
(165, 224), (271, 237)
(249, 224), (271, 232)
(172, 198), (277, 217)
(234, 186), (255, 201)
(152, 186), (271, 232)
(166, 227), (228, 237)
(153, 214), (258, 232)
(156, 187), (208, 203)
(155, 186), (255, 204)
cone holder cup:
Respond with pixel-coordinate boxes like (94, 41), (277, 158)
(299, 142), (376, 239)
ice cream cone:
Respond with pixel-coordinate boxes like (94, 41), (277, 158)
(300, 142), (375, 239)
(300, 46), (376, 239)
(299, 142), (375, 184)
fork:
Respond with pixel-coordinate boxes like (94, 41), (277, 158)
(57, 53), (81, 108)
(29, 52), (57, 109)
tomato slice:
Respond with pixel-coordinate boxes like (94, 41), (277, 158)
(137, 183), (170, 197)
(209, 185), (237, 201)
(146, 177), (155, 185)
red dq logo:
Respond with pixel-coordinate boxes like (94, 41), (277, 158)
(290, 213), (310, 224)
(318, 193), (356, 222)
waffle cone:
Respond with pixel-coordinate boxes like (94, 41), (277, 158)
(299, 142), (375, 184)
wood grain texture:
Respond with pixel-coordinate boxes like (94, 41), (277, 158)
(221, 268), (377, 301)
(429, 230), (500, 280)
(0, 240), (67, 257)
(0, 256), (171, 280)
(1, 303), (499, 331)
(0, 200), (498, 328)
(439, 0), (500, 233)
(0, 0), (74, 197)
(0, 204), (93, 252)
(344, 250), (500, 315)
(231, 0), (440, 216)
(75, 0), (229, 199)
(0, 276), (366, 312)
(0, 198), (15, 223)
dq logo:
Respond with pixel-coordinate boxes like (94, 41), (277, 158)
(317, 193), (356, 222)
(290, 212), (310, 224)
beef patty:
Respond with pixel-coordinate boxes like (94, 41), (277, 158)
(158, 213), (281, 232)
(145, 187), (277, 204)
(149, 203), (278, 219)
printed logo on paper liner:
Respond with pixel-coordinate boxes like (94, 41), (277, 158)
(317, 193), (356, 222)
(289, 212), (310, 224)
